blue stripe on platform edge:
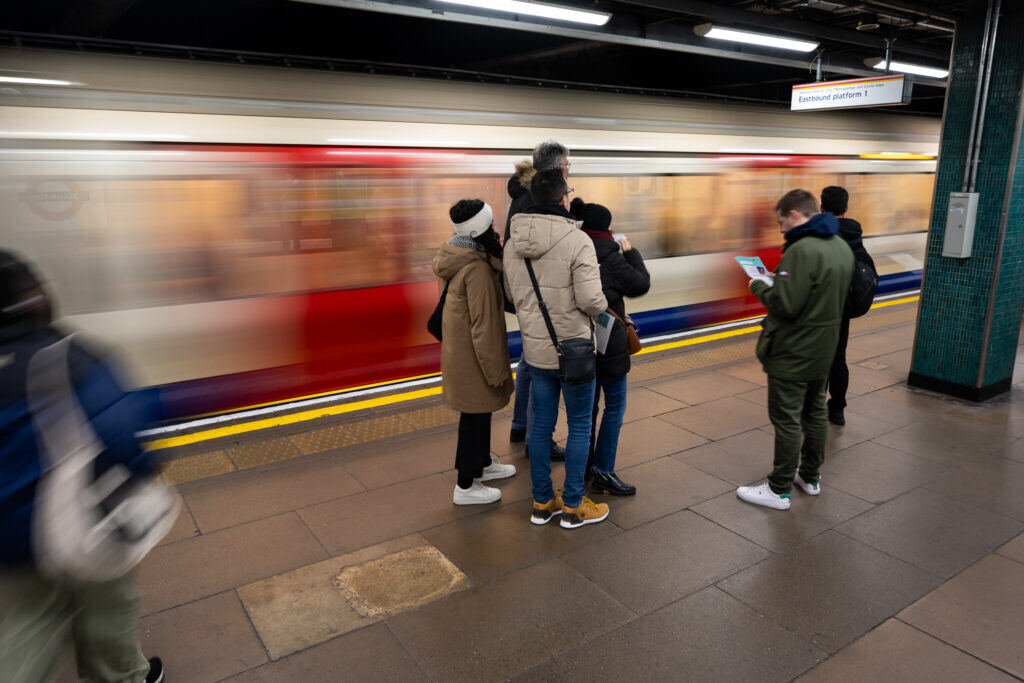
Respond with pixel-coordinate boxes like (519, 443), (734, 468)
(504, 270), (922, 359)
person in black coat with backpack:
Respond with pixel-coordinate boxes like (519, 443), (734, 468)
(820, 186), (876, 426)
(571, 198), (651, 496)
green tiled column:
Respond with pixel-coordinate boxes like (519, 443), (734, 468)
(909, 1), (1024, 401)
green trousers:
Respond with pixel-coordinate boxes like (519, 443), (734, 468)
(0, 569), (149, 683)
(767, 375), (828, 495)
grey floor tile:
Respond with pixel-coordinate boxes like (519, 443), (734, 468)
(621, 386), (688, 422)
(995, 531), (1024, 564)
(648, 371), (760, 405)
(612, 416), (708, 467)
(298, 474), (480, 556)
(797, 619), (1016, 683)
(837, 488), (1024, 578)
(526, 587), (823, 682)
(866, 349), (912, 375)
(693, 487), (874, 552)
(225, 623), (428, 682)
(873, 417), (1014, 465)
(658, 396), (770, 441)
(846, 332), (913, 358)
(924, 457), (1024, 521)
(421, 500), (619, 583)
(735, 386), (767, 407)
(139, 591), (267, 682)
(386, 559), (634, 682)
(159, 504), (200, 545)
(823, 410), (901, 455)
(181, 455), (365, 532)
(673, 428), (775, 486)
(900, 554), (1024, 679)
(820, 440), (945, 504)
(592, 457), (733, 529)
(716, 360), (769, 387)
(718, 531), (941, 653)
(342, 430), (457, 490)
(844, 386), (960, 428)
(136, 512), (328, 615)
(490, 414), (523, 457)
(562, 510), (769, 614)
(844, 363), (907, 396)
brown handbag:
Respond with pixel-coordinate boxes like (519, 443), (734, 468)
(605, 307), (642, 355)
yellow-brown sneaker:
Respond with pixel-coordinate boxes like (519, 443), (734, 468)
(560, 496), (609, 529)
(531, 491), (563, 525)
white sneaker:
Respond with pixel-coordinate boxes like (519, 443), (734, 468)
(453, 480), (501, 505)
(480, 460), (516, 481)
(736, 481), (791, 510)
(794, 473), (821, 496)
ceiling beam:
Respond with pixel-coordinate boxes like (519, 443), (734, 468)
(611, 0), (950, 60)
(291, 0), (948, 86)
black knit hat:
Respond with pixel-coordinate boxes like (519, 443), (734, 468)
(570, 197), (612, 232)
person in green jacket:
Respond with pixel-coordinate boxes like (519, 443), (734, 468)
(737, 189), (854, 511)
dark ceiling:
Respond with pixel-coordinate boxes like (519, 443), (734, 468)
(1, 0), (972, 115)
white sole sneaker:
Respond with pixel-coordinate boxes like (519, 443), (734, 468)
(736, 482), (791, 510)
(794, 473), (821, 495)
(480, 461), (516, 481)
(453, 482), (501, 505)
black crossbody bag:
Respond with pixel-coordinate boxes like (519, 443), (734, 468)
(524, 259), (596, 384)
(426, 279), (451, 341)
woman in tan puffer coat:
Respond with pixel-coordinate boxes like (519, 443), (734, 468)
(433, 200), (516, 506)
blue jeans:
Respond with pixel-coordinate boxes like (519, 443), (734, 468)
(591, 373), (628, 474)
(528, 365), (595, 508)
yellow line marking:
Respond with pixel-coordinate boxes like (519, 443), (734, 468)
(145, 295), (920, 451)
(145, 387), (442, 451)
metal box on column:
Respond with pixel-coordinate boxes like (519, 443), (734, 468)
(942, 192), (979, 258)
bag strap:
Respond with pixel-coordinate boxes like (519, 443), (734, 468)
(604, 306), (632, 330)
(524, 259), (561, 353)
(26, 334), (103, 471)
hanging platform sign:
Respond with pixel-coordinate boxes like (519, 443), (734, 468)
(791, 74), (912, 111)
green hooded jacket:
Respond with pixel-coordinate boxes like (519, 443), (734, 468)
(751, 213), (854, 381)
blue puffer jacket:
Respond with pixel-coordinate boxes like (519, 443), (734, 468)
(0, 321), (161, 566)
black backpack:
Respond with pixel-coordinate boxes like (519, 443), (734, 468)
(426, 280), (450, 341)
(844, 246), (878, 318)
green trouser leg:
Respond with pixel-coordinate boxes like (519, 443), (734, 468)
(0, 570), (149, 683)
(767, 375), (828, 494)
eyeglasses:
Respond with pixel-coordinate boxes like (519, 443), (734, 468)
(564, 186), (575, 197)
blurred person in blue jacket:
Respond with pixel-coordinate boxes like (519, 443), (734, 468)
(0, 250), (165, 683)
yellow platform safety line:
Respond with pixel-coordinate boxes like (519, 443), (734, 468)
(144, 294), (920, 452)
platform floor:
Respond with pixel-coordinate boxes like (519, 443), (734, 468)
(131, 300), (1024, 682)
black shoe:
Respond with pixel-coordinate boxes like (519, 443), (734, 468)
(590, 470), (636, 496)
(550, 443), (565, 462)
(510, 428), (526, 443)
(828, 409), (846, 426)
(145, 657), (164, 683)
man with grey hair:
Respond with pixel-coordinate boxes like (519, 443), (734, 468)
(507, 140), (570, 461)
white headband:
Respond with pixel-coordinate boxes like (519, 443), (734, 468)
(452, 202), (493, 238)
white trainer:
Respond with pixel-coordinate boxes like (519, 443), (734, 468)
(794, 473), (821, 496)
(480, 460), (516, 481)
(737, 481), (791, 510)
(453, 480), (501, 505)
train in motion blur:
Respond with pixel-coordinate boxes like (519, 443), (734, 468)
(0, 49), (939, 416)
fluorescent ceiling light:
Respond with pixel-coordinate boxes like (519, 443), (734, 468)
(436, 0), (610, 26)
(0, 131), (188, 140)
(865, 58), (948, 79)
(327, 138), (469, 146)
(0, 75), (77, 86)
(694, 23), (818, 52)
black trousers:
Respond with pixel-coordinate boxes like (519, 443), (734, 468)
(456, 412), (492, 486)
(827, 316), (851, 412)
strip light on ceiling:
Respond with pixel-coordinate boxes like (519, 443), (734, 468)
(436, 0), (610, 26)
(0, 75), (77, 86)
(865, 58), (949, 79)
(694, 23), (818, 53)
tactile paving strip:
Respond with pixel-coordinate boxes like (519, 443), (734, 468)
(160, 451), (236, 485)
(290, 424), (360, 455)
(226, 437), (302, 470)
(345, 414), (418, 442)
(400, 404), (460, 430)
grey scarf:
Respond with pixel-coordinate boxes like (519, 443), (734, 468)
(449, 235), (485, 252)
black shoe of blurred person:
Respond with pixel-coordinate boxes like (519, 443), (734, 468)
(145, 657), (164, 683)
(828, 409), (845, 426)
(525, 442), (566, 461)
(590, 470), (636, 496)
(510, 428), (526, 443)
